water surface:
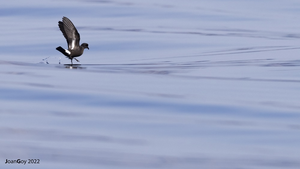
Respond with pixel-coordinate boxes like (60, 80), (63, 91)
(1, 0), (300, 168)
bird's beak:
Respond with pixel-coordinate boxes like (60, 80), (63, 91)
(87, 47), (89, 50)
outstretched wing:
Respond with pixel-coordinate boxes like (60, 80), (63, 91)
(58, 17), (80, 50)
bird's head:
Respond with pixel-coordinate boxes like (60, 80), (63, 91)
(81, 43), (89, 50)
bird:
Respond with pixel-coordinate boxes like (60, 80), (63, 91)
(56, 17), (89, 65)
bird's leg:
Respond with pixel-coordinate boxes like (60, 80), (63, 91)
(74, 58), (80, 62)
(71, 59), (73, 65)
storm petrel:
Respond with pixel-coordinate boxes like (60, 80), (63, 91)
(56, 17), (89, 64)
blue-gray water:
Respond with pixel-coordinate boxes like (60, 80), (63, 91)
(1, 0), (300, 168)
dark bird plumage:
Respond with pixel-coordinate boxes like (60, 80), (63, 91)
(56, 17), (89, 64)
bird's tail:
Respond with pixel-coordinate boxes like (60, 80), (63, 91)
(56, 46), (70, 58)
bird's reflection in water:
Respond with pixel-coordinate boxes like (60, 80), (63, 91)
(64, 64), (86, 69)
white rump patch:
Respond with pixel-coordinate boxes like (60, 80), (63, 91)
(71, 40), (75, 50)
(65, 49), (71, 55)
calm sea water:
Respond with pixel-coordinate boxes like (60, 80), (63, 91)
(1, 0), (300, 168)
